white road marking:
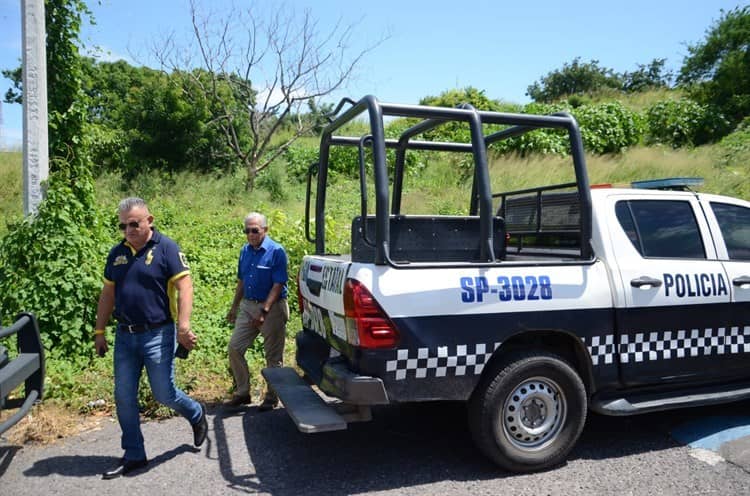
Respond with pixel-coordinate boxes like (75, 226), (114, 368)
(689, 448), (724, 466)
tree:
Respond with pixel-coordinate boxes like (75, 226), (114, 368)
(78, 59), (243, 176)
(420, 86), (509, 111)
(158, 0), (381, 190)
(526, 58), (622, 103)
(677, 6), (750, 126)
(621, 58), (673, 92)
(2, 66), (22, 104)
(0, 0), (106, 360)
(417, 87), (515, 145)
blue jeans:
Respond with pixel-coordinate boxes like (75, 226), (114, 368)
(114, 323), (202, 460)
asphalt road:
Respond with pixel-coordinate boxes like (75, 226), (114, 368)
(2, 400), (750, 495)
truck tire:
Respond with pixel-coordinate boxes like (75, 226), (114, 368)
(468, 350), (587, 472)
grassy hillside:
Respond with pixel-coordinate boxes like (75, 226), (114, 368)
(0, 152), (23, 238)
(566, 87), (686, 112)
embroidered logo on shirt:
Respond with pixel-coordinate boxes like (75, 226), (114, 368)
(145, 248), (155, 266)
(179, 252), (190, 268)
(113, 255), (128, 266)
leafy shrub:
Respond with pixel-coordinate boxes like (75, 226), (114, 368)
(574, 101), (644, 153)
(285, 144), (319, 182)
(284, 118), (429, 182)
(495, 102), (570, 156)
(645, 98), (731, 147)
(256, 163), (288, 202)
(0, 171), (108, 361)
(494, 101), (644, 156)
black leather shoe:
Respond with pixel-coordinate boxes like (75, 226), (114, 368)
(102, 457), (148, 479)
(192, 402), (208, 447)
(224, 394), (252, 407)
(257, 397), (279, 412)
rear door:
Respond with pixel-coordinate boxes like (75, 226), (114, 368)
(605, 192), (734, 386)
(700, 196), (750, 377)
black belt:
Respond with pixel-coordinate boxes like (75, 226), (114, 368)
(117, 320), (173, 334)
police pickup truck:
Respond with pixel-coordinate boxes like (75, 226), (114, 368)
(263, 95), (750, 472)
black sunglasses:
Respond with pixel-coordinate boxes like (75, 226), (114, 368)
(118, 220), (142, 230)
(244, 227), (262, 234)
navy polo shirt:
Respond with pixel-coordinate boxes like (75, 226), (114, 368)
(238, 236), (288, 301)
(103, 229), (190, 325)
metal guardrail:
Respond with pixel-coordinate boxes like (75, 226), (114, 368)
(0, 312), (45, 436)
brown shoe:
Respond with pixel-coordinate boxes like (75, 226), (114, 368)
(224, 394), (252, 407)
(257, 397), (278, 412)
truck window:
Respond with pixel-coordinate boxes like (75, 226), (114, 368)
(710, 202), (750, 260)
(615, 200), (705, 259)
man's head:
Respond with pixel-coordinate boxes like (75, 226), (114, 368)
(243, 212), (268, 248)
(118, 197), (153, 250)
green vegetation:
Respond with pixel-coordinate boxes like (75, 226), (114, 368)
(0, 152), (22, 238)
(678, 6), (750, 127)
(3, 129), (750, 419)
(2, 2), (750, 430)
(526, 57), (672, 104)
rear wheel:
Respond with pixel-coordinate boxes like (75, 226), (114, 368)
(469, 351), (587, 472)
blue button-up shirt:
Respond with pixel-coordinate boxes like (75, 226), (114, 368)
(238, 236), (288, 300)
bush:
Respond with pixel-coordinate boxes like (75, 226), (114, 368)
(0, 172), (108, 361)
(717, 118), (750, 165)
(645, 98), (731, 147)
(285, 144), (319, 182)
(494, 101), (644, 156)
(495, 102), (570, 156)
(284, 118), (430, 182)
(574, 101), (644, 153)
(256, 163), (288, 202)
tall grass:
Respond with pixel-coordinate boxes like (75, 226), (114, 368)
(398, 143), (746, 216)
(573, 87), (686, 112)
(0, 152), (22, 238)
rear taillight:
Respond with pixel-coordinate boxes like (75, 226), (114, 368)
(343, 279), (400, 349)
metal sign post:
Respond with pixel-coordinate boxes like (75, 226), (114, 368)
(21, 0), (49, 216)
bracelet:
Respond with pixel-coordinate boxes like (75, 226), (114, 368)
(94, 329), (106, 336)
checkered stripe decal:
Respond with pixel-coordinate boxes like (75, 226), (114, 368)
(583, 326), (750, 365)
(386, 343), (501, 380)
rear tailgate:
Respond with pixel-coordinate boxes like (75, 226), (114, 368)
(299, 256), (352, 347)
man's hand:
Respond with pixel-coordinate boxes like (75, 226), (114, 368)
(226, 307), (238, 324)
(251, 313), (265, 328)
(177, 328), (197, 350)
(95, 334), (108, 357)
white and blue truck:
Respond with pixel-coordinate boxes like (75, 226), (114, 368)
(264, 95), (750, 472)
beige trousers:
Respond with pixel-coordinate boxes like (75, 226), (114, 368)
(228, 298), (289, 399)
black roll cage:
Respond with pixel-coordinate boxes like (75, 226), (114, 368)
(305, 95), (593, 265)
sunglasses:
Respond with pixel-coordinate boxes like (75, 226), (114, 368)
(244, 227), (262, 234)
(118, 217), (147, 230)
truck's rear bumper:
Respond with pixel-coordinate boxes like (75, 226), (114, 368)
(295, 330), (389, 405)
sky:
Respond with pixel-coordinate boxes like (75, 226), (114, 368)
(0, 0), (747, 150)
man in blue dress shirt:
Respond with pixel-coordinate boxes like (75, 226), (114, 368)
(225, 212), (289, 410)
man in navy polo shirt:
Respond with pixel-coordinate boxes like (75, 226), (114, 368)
(225, 211), (289, 410)
(93, 197), (208, 479)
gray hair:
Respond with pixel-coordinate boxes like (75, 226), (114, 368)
(244, 212), (267, 227)
(118, 197), (149, 214)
